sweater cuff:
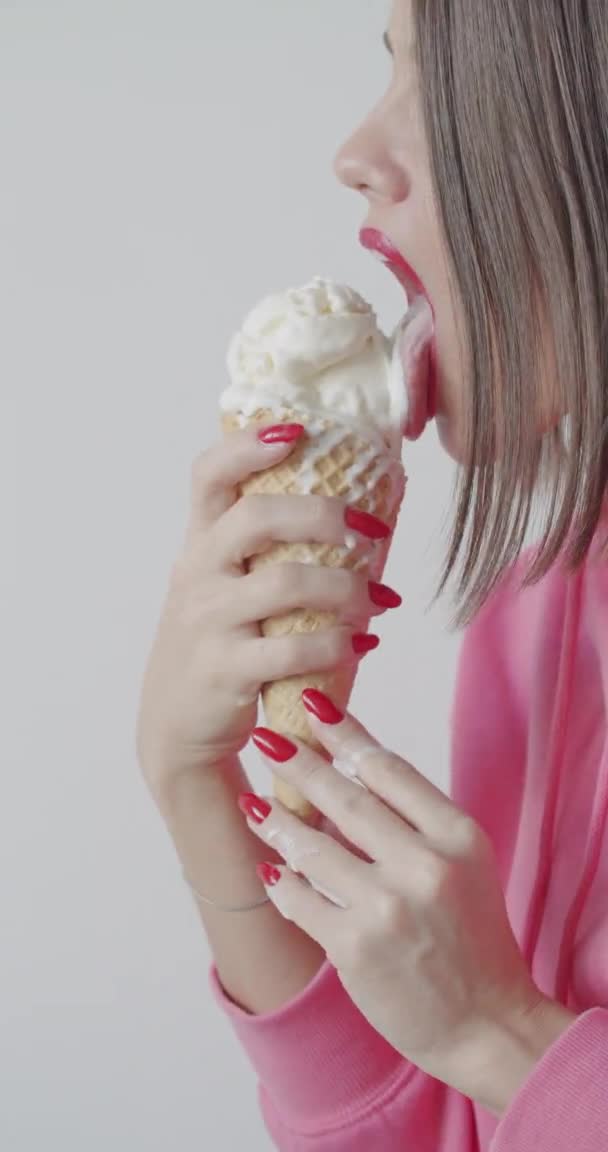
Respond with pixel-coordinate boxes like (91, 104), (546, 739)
(209, 959), (408, 1132)
(491, 1007), (608, 1151)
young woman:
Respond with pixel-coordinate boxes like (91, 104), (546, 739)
(136, 1), (608, 1148)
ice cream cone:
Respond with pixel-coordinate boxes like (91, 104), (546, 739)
(222, 408), (405, 821)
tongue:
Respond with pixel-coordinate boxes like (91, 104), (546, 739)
(393, 297), (434, 442)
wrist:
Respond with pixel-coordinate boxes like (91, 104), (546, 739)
(149, 749), (246, 817)
(153, 753), (283, 911)
(466, 995), (577, 1117)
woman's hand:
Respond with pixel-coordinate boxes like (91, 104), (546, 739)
(242, 690), (554, 1108)
(136, 424), (396, 805)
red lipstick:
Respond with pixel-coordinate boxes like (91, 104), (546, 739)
(360, 226), (438, 427)
(359, 227), (434, 317)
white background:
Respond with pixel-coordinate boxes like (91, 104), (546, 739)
(4, 2), (460, 1148)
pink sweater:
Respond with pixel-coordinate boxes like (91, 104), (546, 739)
(210, 528), (608, 1150)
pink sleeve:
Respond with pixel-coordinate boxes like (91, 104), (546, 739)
(491, 1008), (608, 1151)
(210, 959), (478, 1150)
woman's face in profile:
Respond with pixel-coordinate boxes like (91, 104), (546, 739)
(334, 0), (466, 462)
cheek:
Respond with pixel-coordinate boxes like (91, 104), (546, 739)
(431, 310), (469, 463)
(432, 299), (562, 463)
(435, 411), (467, 463)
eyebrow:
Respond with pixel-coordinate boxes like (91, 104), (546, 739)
(383, 30), (394, 56)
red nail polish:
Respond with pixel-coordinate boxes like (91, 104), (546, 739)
(352, 633), (381, 655)
(301, 689), (344, 725)
(258, 423), (305, 445)
(238, 792), (272, 825)
(344, 507), (391, 541)
(256, 862), (282, 887)
(368, 581), (402, 609)
(252, 727), (298, 763)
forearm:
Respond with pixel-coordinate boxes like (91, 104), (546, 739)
(158, 756), (325, 1015)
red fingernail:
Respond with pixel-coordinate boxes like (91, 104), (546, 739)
(352, 633), (381, 655)
(301, 689), (344, 725)
(344, 507), (391, 541)
(258, 423), (305, 445)
(368, 581), (402, 609)
(256, 862), (282, 887)
(238, 792), (272, 825)
(252, 727), (298, 763)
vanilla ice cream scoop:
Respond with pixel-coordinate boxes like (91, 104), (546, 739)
(221, 277), (412, 457)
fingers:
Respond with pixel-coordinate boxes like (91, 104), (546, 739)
(186, 427), (393, 574)
(253, 732), (410, 865)
(213, 494), (351, 567)
(186, 423), (305, 539)
(239, 625), (366, 689)
(256, 866), (338, 944)
(246, 799), (372, 906)
(193, 623), (373, 715)
(224, 564), (399, 627)
(302, 701), (464, 850)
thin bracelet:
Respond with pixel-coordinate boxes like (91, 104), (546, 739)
(183, 870), (271, 913)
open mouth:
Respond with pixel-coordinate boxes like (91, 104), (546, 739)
(360, 226), (437, 441)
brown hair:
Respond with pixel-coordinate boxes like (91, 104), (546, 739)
(414, 0), (608, 625)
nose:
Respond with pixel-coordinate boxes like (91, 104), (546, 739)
(334, 111), (409, 205)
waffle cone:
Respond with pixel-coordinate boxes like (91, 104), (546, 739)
(222, 408), (406, 821)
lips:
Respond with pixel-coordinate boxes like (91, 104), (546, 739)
(360, 226), (437, 441)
